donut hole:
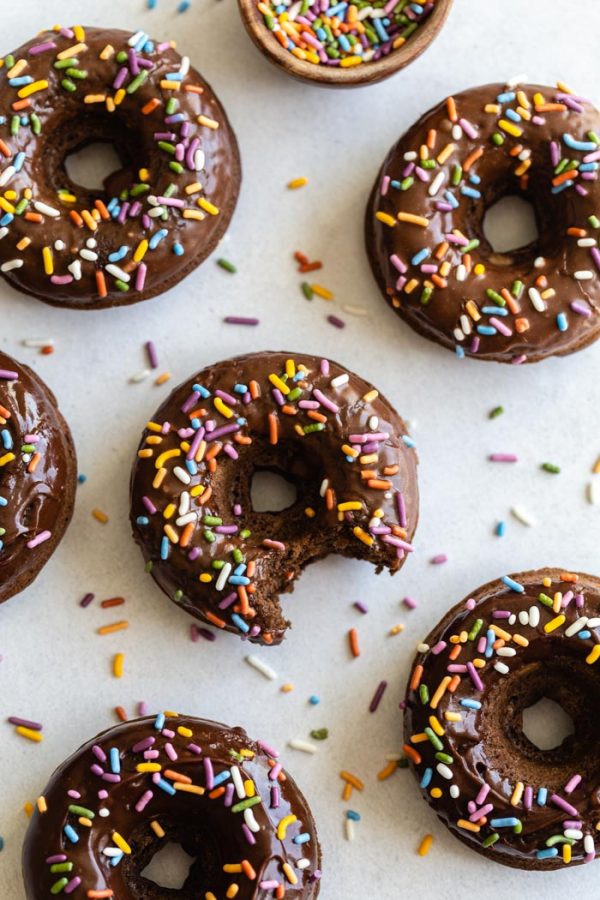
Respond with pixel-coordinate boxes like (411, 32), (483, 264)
(251, 469), (298, 513)
(522, 697), (574, 751)
(64, 141), (123, 192)
(480, 651), (600, 790)
(140, 842), (195, 890)
(483, 195), (539, 255)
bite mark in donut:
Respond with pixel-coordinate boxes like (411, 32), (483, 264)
(0, 26), (240, 308)
(22, 714), (321, 898)
(130, 352), (419, 645)
(366, 82), (600, 362)
(404, 568), (600, 869)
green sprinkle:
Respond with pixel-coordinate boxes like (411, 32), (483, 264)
(130, 183), (151, 197)
(21, 444), (35, 453)
(10, 116), (19, 137)
(127, 71), (149, 94)
(231, 795), (262, 813)
(483, 833), (500, 848)
(203, 515), (222, 526)
(65, 68), (88, 80)
(310, 728), (329, 740)
(158, 141), (176, 155)
(203, 530), (216, 543)
(451, 164), (463, 186)
(116, 50), (128, 63)
(424, 727), (443, 751)
(50, 879), (69, 895)
(287, 387), (302, 402)
(588, 214), (600, 229)
(53, 57), (79, 69)
(400, 176), (414, 191)
(511, 279), (524, 299)
(546, 835), (575, 847)
(68, 804), (95, 818)
(240, 529), (251, 539)
(434, 752), (453, 764)
(418, 683), (429, 705)
(538, 593), (554, 607)
(165, 98), (179, 115)
(485, 288), (506, 306)
(489, 406), (504, 419)
(169, 161), (184, 174)
(50, 863), (73, 873)
(232, 548), (244, 564)
(217, 258), (237, 274)
(420, 286), (433, 305)
(212, 560), (225, 570)
(492, 133), (504, 146)
(174, 589), (183, 600)
(303, 423), (325, 434)
(144, 561), (153, 573)
(541, 462), (560, 474)
(301, 282), (314, 300)
(467, 618), (484, 641)
(61, 78), (77, 93)
(461, 239), (480, 254)
(421, 159), (436, 170)
(115, 280), (129, 292)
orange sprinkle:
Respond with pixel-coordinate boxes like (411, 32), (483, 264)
(94, 199), (110, 220)
(340, 770), (364, 790)
(241, 860), (257, 880)
(348, 628), (360, 658)
(446, 96), (458, 122)
(101, 597), (125, 609)
(268, 412), (278, 445)
(155, 372), (171, 385)
(0, 139), (11, 157)
(410, 664), (424, 691)
(92, 508), (109, 524)
(97, 620), (129, 636)
(342, 782), (353, 801)
(209, 786), (226, 799)
(87, 891), (114, 898)
(141, 98), (161, 115)
(27, 452), (41, 474)
(205, 611), (226, 628)
(96, 270), (107, 299)
(69, 210), (84, 228)
(164, 769), (192, 784)
(377, 761), (398, 781)
(463, 146), (484, 172)
(403, 744), (421, 765)
(24, 212), (43, 223)
(560, 572), (579, 583)
(114, 706), (128, 722)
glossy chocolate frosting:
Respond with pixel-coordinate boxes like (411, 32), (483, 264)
(0, 26), (240, 309)
(0, 351), (76, 604)
(366, 82), (600, 363)
(130, 351), (419, 645)
(22, 713), (321, 898)
(404, 568), (600, 869)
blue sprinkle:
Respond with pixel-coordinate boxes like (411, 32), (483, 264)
(309, 695), (320, 705)
(461, 186), (482, 199)
(149, 228), (168, 250)
(185, 459), (198, 476)
(346, 810), (361, 821)
(233, 563), (247, 576)
(147, 0), (157, 8)
(160, 536), (169, 560)
(327, 1), (348, 14)
(373, 17), (389, 41)
(77, 474), (87, 484)
(402, 435), (416, 448)
(556, 312), (568, 332)
(484, 629), (494, 659)
(496, 91), (516, 103)
(316, 27), (327, 40)
(0, 496), (7, 507)
(411, 248), (430, 266)
(177, 0), (191, 10)
(213, 770), (232, 787)
(154, 713), (165, 730)
(502, 575), (525, 593)
(537, 787), (548, 806)
(13, 152), (25, 172)
(496, 521), (506, 537)
(136, 516), (149, 526)
(482, 306), (508, 316)
(455, 345), (465, 359)
(444, 190), (459, 208)
(552, 180), (573, 194)
(460, 699), (482, 710)
(110, 747), (121, 774)
(293, 833), (311, 845)
(164, 72), (184, 82)
(234, 383), (248, 394)
(536, 848), (558, 860)
(580, 162), (599, 172)
(0, 213), (14, 227)
(490, 817), (519, 828)
(505, 108), (522, 123)
(338, 35), (351, 52)
(64, 825), (79, 844)
(110, 852), (124, 867)
(469, 173), (481, 184)
(9, 76), (33, 87)
(563, 133), (597, 152)
(108, 246), (129, 263)
(477, 325), (497, 336)
(144, 40), (155, 53)
(231, 613), (250, 633)
(577, 630), (592, 639)
(192, 383), (211, 398)
(155, 777), (176, 795)
(1, 429), (13, 450)
(420, 767), (433, 789)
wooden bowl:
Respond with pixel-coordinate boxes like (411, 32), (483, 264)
(237, 0), (453, 88)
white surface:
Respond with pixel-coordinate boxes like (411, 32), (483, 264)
(1, 1), (600, 897)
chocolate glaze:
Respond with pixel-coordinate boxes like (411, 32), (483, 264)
(22, 714), (321, 898)
(0, 351), (76, 604)
(0, 26), (241, 309)
(130, 351), (419, 645)
(366, 83), (600, 363)
(404, 568), (600, 869)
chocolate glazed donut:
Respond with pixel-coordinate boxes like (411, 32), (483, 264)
(130, 352), (419, 645)
(404, 568), (600, 869)
(0, 351), (76, 604)
(0, 25), (240, 308)
(22, 713), (322, 898)
(366, 82), (600, 363)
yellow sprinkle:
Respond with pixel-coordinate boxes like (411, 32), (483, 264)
(156, 448), (181, 469)
(78, 817), (92, 827)
(136, 763), (162, 773)
(353, 526), (374, 547)
(389, 624), (404, 636)
(430, 787), (442, 799)
(197, 115), (219, 129)
(277, 814), (297, 840)
(484, 103), (501, 114)
(83, 94), (107, 104)
(7, 60), (28, 79)
(153, 468), (167, 489)
(283, 863), (298, 885)
(543, 576), (552, 587)
(206, 893), (218, 900)
(490, 624), (511, 642)
(268, 373), (290, 394)
(199, 573), (212, 583)
(362, 389), (379, 403)
(305, 507), (316, 518)
(473, 263), (486, 275)
(150, 820), (165, 838)
(586, 644), (600, 665)
(214, 397), (234, 418)
(311, 284), (333, 300)
(498, 118), (523, 137)
(0, 452), (16, 467)
(287, 177), (308, 190)
(73, 25), (86, 42)
(281, 682), (294, 693)
(134, 240), (148, 262)
(417, 834), (433, 856)
(164, 524), (178, 543)
(183, 208), (205, 221)
(16, 726), (43, 743)
(226, 887), (239, 899)
(174, 782), (205, 795)
(544, 614), (565, 634)
(197, 198), (219, 216)
(114, 88), (126, 106)
(105, 97), (116, 113)
(177, 726), (193, 738)
(563, 842), (572, 864)
(185, 182), (203, 195)
(339, 55), (362, 67)
(99, 44), (115, 60)
(398, 211), (429, 228)
(224, 865), (243, 874)
(430, 676), (451, 709)
(112, 832), (132, 854)
(160, 80), (181, 91)
(375, 211), (396, 228)
(163, 503), (176, 520)
(24, 802), (34, 818)
(429, 716), (444, 736)
(36, 796), (47, 813)
(0, 197), (15, 214)
(436, 142), (455, 165)
(92, 508), (109, 524)
(338, 501), (362, 512)
(113, 653), (124, 679)
(17, 79), (48, 99)
(510, 781), (524, 806)
(244, 779), (255, 798)
(444, 711), (462, 722)
(513, 633), (529, 647)
(457, 819), (481, 833)
(42, 246), (53, 276)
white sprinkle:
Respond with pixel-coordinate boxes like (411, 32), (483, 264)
(179, 491), (190, 516)
(0, 227), (8, 240)
(22, 338), (54, 348)
(54, 239), (66, 251)
(0, 259), (23, 272)
(511, 505), (536, 527)
(565, 616), (589, 637)
(288, 739), (317, 754)
(584, 835), (595, 855)
(0, 165), (16, 187)
(533, 256), (546, 268)
(587, 617), (600, 628)
(451, 124), (463, 141)
(231, 765), (246, 799)
(105, 263), (130, 282)
(385, 753), (402, 761)
(497, 647), (516, 657)
(80, 249), (98, 262)
(86, 238), (97, 249)
(149, 206), (166, 218)
(508, 614), (516, 625)
(368, 416), (379, 430)
(102, 848), (122, 857)
(33, 201), (60, 218)
(319, 478), (329, 497)
(453, 328), (465, 341)
(507, 73), (528, 87)
(244, 808), (260, 832)
(436, 763), (453, 780)
(428, 171), (445, 197)
(331, 373), (350, 388)
(456, 263), (467, 282)
(173, 466), (191, 485)
(518, 610), (529, 626)
(342, 304), (368, 316)
(130, 369), (151, 384)
(460, 313), (472, 335)
(578, 238), (597, 247)
(494, 662), (510, 675)
(128, 30), (145, 46)
(403, 151), (417, 161)
(245, 654), (278, 681)
(588, 480), (600, 505)
(565, 829), (584, 841)
(529, 605), (540, 628)
(297, 858), (310, 870)
(528, 287), (546, 312)
(175, 512), (196, 527)
(215, 562), (232, 591)
(194, 149), (205, 171)
(449, 784), (460, 799)
(345, 818), (355, 842)
(98, 808), (110, 818)
(179, 55), (190, 77)
(417, 642), (429, 653)
(67, 260), (82, 280)
(575, 270), (594, 280)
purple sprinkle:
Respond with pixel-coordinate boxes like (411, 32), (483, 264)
(369, 680), (388, 713)
(242, 823), (257, 845)
(431, 554), (448, 565)
(354, 601), (369, 614)
(145, 341), (159, 369)
(203, 756), (214, 790)
(0, 369), (18, 380)
(8, 716), (43, 731)
(80, 592), (95, 608)
(327, 314), (345, 329)
(224, 316), (259, 326)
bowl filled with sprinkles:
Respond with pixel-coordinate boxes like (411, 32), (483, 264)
(238, 0), (453, 86)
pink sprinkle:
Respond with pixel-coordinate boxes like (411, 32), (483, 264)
(489, 453), (518, 463)
(402, 596), (417, 610)
(431, 554), (448, 564)
(564, 774), (582, 794)
(224, 316), (259, 326)
(327, 314), (345, 329)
